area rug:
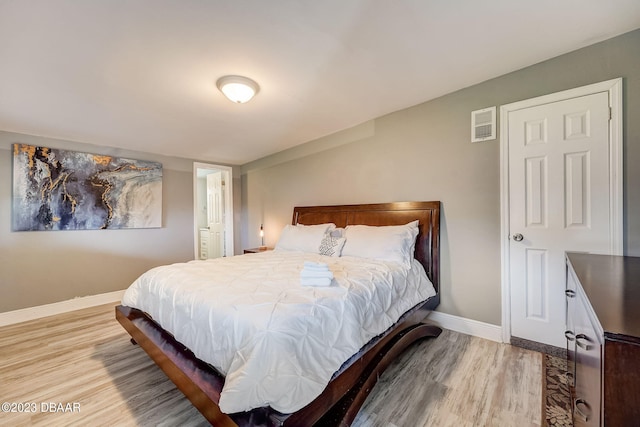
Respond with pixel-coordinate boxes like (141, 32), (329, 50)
(543, 354), (572, 426)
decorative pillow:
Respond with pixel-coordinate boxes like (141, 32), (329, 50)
(318, 233), (346, 257)
(275, 223), (336, 253)
(330, 228), (345, 238)
(341, 220), (419, 267)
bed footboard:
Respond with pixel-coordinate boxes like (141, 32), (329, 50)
(116, 304), (441, 426)
(116, 305), (237, 425)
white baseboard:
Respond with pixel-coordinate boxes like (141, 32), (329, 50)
(426, 311), (503, 343)
(0, 290), (125, 327)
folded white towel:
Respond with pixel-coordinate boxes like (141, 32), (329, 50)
(303, 261), (329, 270)
(303, 266), (331, 273)
(300, 260), (333, 286)
(300, 270), (334, 279)
(301, 277), (333, 287)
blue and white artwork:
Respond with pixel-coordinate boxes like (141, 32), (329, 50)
(12, 144), (162, 231)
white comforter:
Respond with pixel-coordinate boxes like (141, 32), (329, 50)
(121, 251), (435, 414)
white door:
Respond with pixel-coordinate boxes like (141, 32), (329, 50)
(508, 91), (611, 348)
(207, 172), (225, 259)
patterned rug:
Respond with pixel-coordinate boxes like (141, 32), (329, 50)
(543, 354), (572, 426)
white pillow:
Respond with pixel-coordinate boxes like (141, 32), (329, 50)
(341, 220), (419, 267)
(275, 223), (336, 253)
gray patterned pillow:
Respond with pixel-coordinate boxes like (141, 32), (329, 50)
(318, 233), (346, 257)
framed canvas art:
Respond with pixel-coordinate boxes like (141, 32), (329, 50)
(12, 144), (162, 231)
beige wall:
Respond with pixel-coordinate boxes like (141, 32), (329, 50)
(0, 131), (241, 312)
(241, 29), (640, 326)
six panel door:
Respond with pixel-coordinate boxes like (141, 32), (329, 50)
(509, 91), (611, 347)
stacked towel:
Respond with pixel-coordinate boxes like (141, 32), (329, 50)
(300, 261), (334, 287)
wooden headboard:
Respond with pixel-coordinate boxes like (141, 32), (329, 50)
(292, 201), (440, 293)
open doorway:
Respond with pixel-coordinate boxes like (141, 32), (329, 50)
(193, 162), (234, 259)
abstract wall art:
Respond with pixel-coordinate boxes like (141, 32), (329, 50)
(12, 144), (163, 231)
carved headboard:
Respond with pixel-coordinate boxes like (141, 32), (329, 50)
(292, 201), (440, 293)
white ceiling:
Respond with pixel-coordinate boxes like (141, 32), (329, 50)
(1, 1), (639, 165)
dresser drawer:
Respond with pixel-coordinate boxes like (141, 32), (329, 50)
(565, 266), (578, 389)
(573, 284), (602, 427)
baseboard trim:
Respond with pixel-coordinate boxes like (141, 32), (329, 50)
(426, 311), (503, 343)
(0, 290), (125, 327)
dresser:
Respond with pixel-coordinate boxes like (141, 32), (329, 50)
(199, 228), (209, 259)
(565, 252), (640, 426)
(243, 247), (273, 254)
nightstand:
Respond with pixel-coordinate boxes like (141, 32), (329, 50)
(243, 247), (273, 254)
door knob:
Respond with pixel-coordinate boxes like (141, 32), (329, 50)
(512, 233), (524, 242)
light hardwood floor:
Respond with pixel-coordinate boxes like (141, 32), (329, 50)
(0, 304), (541, 426)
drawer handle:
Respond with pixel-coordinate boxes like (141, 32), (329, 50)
(575, 334), (592, 351)
(565, 289), (576, 298)
(564, 330), (575, 341)
(565, 371), (574, 386)
(574, 398), (591, 422)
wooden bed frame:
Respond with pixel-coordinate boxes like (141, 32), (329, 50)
(116, 201), (442, 426)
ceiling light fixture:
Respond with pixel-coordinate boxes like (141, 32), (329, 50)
(216, 75), (260, 103)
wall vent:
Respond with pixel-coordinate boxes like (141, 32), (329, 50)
(471, 106), (496, 142)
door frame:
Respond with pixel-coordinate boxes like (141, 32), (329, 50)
(193, 162), (234, 259)
(499, 78), (623, 344)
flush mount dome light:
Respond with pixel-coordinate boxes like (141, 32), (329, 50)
(216, 75), (259, 103)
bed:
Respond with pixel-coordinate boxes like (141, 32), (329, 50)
(116, 201), (442, 426)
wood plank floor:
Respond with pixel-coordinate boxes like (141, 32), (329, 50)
(0, 304), (541, 426)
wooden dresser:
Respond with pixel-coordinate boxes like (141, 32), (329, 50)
(565, 252), (640, 426)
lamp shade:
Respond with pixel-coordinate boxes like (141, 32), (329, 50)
(216, 75), (259, 103)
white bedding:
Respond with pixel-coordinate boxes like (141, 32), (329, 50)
(121, 251), (435, 414)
